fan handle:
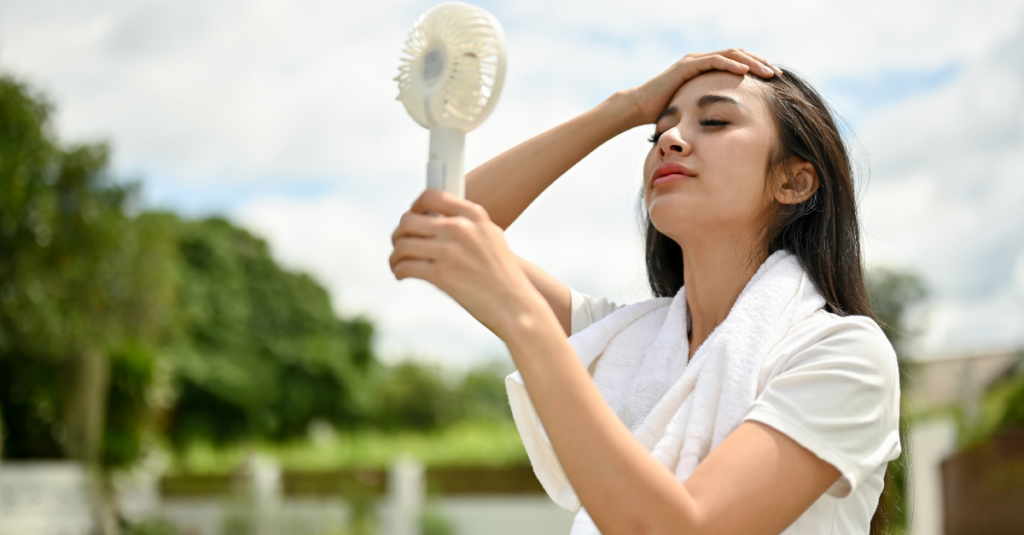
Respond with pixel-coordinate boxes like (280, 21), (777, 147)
(426, 126), (466, 198)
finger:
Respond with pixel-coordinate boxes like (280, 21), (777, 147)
(392, 257), (437, 282)
(392, 211), (440, 245)
(702, 49), (772, 79)
(718, 49), (775, 78)
(717, 48), (772, 75)
(686, 49), (775, 76)
(738, 49), (783, 76)
(390, 237), (441, 270)
(411, 189), (489, 222)
(688, 54), (750, 77)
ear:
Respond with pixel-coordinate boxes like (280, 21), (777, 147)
(773, 157), (819, 205)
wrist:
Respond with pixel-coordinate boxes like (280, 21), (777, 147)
(598, 88), (647, 131)
(499, 292), (564, 355)
(594, 90), (645, 134)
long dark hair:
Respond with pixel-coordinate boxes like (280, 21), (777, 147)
(642, 69), (902, 534)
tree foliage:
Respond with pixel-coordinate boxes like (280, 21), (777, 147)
(0, 73), (173, 465)
(163, 215), (375, 445)
(0, 71), (377, 466)
(371, 362), (512, 432)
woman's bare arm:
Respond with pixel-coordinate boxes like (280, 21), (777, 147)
(516, 256), (572, 335)
(465, 94), (638, 230)
(466, 95), (638, 335)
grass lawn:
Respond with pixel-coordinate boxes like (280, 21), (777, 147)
(170, 420), (528, 474)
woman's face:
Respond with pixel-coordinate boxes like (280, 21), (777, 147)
(643, 72), (777, 249)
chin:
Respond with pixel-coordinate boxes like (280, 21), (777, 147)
(649, 195), (748, 242)
(647, 198), (700, 238)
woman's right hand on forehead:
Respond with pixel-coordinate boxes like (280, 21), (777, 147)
(623, 49), (780, 128)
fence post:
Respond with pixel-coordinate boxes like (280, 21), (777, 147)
(243, 454), (281, 535)
(386, 457), (425, 535)
(909, 418), (956, 535)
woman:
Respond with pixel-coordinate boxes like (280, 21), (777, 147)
(389, 49), (901, 535)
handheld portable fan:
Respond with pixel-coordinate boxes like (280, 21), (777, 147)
(395, 2), (507, 198)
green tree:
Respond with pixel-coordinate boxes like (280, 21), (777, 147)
(163, 216), (375, 446)
(0, 73), (174, 466)
(0, 71), (183, 535)
(0, 70), (377, 466)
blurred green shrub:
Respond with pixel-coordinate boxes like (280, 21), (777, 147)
(961, 361), (1024, 449)
(456, 365), (514, 423)
(997, 366), (1024, 432)
(374, 362), (455, 431)
(372, 361), (511, 432)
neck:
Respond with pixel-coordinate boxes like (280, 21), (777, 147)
(680, 238), (766, 360)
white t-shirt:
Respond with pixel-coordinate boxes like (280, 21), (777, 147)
(568, 287), (901, 535)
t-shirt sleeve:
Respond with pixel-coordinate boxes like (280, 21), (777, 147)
(743, 314), (902, 498)
(569, 286), (625, 335)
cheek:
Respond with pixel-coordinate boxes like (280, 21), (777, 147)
(706, 133), (772, 209)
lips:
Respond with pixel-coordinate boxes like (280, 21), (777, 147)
(652, 162), (696, 187)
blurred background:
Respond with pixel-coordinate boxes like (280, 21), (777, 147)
(1, 0), (1023, 534)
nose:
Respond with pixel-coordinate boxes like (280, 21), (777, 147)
(657, 128), (690, 159)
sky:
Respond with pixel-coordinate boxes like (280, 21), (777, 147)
(1, 0), (1023, 368)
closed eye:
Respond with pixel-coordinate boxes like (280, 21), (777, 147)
(649, 118), (730, 143)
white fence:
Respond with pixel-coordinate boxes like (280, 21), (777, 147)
(0, 459), (574, 535)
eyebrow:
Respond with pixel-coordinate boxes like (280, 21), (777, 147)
(655, 94), (743, 123)
(655, 105), (678, 122)
(697, 94), (743, 109)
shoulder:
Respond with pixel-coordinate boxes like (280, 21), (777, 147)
(763, 309), (898, 381)
(749, 309), (902, 497)
(786, 309), (892, 351)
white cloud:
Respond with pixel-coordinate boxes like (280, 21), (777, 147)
(3, 0), (1024, 365)
(859, 25), (1024, 354)
(0, 0), (428, 185)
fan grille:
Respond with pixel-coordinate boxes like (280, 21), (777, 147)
(396, 2), (506, 131)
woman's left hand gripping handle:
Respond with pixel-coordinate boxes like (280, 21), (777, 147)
(390, 189), (542, 340)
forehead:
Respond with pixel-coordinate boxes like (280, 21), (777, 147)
(667, 71), (765, 110)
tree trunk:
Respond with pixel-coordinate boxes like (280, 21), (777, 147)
(62, 348), (109, 462)
(62, 348), (118, 535)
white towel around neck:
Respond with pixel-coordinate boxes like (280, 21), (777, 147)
(505, 251), (826, 521)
